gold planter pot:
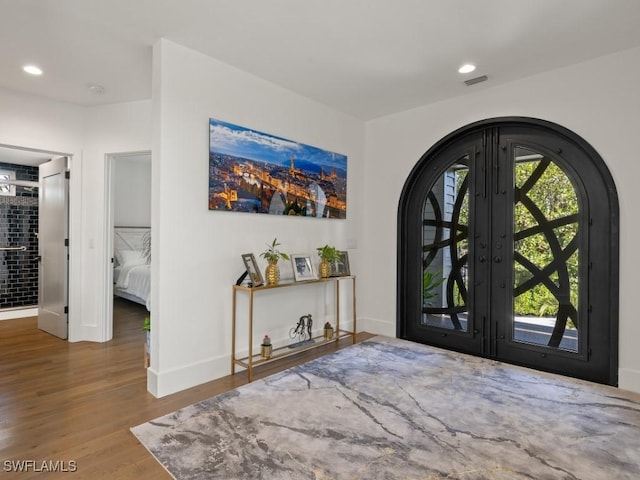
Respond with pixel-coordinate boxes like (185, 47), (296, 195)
(265, 260), (280, 286)
(324, 327), (334, 340)
(319, 260), (331, 278)
(261, 344), (272, 359)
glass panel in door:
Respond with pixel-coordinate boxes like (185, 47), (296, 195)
(422, 155), (470, 330)
(512, 147), (579, 352)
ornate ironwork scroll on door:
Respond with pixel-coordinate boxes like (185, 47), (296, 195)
(512, 147), (580, 352)
(422, 155), (469, 331)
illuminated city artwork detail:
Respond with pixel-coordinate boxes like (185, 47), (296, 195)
(209, 118), (347, 218)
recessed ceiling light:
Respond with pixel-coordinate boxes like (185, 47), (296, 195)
(458, 64), (476, 74)
(23, 65), (43, 76)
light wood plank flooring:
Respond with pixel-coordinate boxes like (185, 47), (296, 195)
(0, 299), (373, 479)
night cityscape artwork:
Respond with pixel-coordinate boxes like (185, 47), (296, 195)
(209, 118), (347, 218)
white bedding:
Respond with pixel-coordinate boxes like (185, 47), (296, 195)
(114, 264), (151, 310)
(113, 227), (151, 310)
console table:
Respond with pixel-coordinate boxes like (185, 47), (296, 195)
(231, 275), (356, 381)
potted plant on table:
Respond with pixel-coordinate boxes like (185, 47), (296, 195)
(323, 321), (334, 340)
(260, 238), (290, 286)
(261, 334), (272, 359)
(316, 244), (341, 278)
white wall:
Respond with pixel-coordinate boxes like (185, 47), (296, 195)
(113, 155), (151, 227)
(149, 39), (364, 397)
(362, 46), (640, 394)
(82, 101), (151, 341)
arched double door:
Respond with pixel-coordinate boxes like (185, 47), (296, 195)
(398, 118), (619, 385)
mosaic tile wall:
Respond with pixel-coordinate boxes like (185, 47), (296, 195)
(0, 162), (39, 309)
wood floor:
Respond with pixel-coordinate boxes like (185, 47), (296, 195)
(0, 298), (373, 479)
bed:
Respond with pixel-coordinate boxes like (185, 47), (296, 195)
(113, 227), (151, 311)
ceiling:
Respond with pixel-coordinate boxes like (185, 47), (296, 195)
(2, 0), (640, 121)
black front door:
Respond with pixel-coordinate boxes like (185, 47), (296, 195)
(398, 118), (618, 385)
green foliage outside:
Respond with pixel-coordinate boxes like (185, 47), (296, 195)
(423, 269), (446, 306)
(514, 159), (579, 319)
(438, 158), (579, 320)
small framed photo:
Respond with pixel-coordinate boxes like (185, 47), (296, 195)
(330, 250), (350, 277)
(291, 254), (315, 281)
(241, 253), (264, 287)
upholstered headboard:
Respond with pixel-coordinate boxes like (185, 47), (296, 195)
(114, 227), (150, 265)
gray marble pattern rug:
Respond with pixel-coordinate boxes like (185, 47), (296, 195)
(131, 336), (640, 479)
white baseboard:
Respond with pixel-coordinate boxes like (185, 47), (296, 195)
(146, 321), (361, 398)
(358, 316), (396, 337)
(619, 368), (640, 395)
(0, 307), (38, 321)
(147, 354), (230, 398)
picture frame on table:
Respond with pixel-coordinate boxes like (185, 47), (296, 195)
(330, 250), (350, 277)
(291, 254), (315, 281)
(241, 253), (264, 287)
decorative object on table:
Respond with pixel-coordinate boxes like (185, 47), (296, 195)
(316, 244), (341, 278)
(324, 322), (334, 340)
(260, 335), (272, 359)
(289, 314), (314, 348)
(208, 117), (348, 218)
(330, 250), (350, 277)
(260, 238), (290, 286)
(241, 253), (264, 287)
(291, 254), (315, 281)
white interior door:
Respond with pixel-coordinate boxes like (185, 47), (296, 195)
(38, 156), (69, 339)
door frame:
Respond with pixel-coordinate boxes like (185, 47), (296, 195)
(397, 117), (619, 385)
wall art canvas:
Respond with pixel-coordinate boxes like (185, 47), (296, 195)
(209, 118), (347, 218)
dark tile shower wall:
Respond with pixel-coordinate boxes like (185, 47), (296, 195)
(0, 162), (39, 309)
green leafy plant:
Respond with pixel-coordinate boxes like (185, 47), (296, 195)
(316, 244), (341, 263)
(260, 237), (290, 262)
(142, 316), (151, 332)
(423, 269), (445, 305)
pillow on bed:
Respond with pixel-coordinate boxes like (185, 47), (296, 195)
(115, 249), (147, 267)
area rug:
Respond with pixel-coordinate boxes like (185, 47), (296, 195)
(131, 336), (640, 479)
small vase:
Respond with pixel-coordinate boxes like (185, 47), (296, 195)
(265, 259), (280, 286)
(324, 327), (334, 340)
(319, 260), (331, 278)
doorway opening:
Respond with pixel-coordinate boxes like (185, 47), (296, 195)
(0, 145), (71, 340)
(398, 117), (619, 385)
(104, 151), (151, 342)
